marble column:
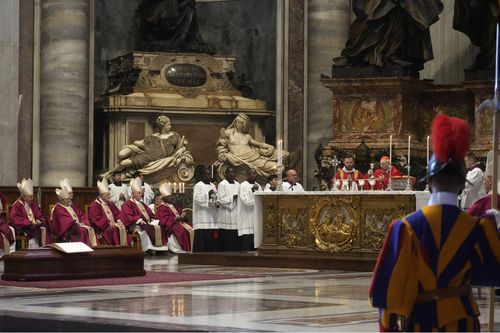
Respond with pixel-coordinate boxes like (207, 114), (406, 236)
(0, 0), (20, 185)
(306, 0), (350, 187)
(40, 0), (89, 186)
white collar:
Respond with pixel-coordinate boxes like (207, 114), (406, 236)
(428, 192), (459, 206)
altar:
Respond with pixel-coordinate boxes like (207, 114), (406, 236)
(254, 191), (430, 254)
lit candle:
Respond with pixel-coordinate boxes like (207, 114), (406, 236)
(426, 135), (430, 166)
(408, 135), (411, 166)
(181, 182), (185, 193)
(174, 182), (177, 193)
(389, 135), (392, 166)
(211, 165), (214, 179)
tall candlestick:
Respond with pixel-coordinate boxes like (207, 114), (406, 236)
(408, 135), (411, 166)
(277, 139), (283, 168)
(426, 135), (430, 166)
(389, 135), (392, 165)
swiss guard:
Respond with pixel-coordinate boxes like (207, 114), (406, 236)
(369, 114), (500, 331)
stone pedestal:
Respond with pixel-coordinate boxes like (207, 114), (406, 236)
(40, 0), (89, 186)
(321, 77), (431, 158)
(95, 52), (272, 185)
(462, 80), (495, 156)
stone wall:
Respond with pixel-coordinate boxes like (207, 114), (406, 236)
(0, 0), (19, 185)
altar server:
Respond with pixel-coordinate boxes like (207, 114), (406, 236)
(120, 177), (168, 252)
(283, 169), (305, 192)
(109, 171), (129, 208)
(369, 156), (401, 190)
(156, 183), (192, 252)
(0, 192), (15, 253)
(217, 167), (241, 251)
(51, 182), (97, 247)
(460, 152), (486, 210)
(263, 174), (278, 192)
(192, 165), (219, 252)
(370, 114), (500, 331)
(237, 168), (262, 251)
(88, 178), (129, 246)
(10, 178), (51, 248)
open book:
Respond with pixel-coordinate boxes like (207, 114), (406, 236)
(45, 242), (94, 254)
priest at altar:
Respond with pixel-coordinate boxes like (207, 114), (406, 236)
(333, 154), (367, 190)
(369, 156), (401, 190)
(88, 178), (130, 246)
(10, 178), (51, 248)
(156, 183), (192, 252)
(51, 183), (97, 247)
(120, 177), (168, 252)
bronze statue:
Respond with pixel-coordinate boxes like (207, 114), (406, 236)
(454, 0), (499, 70)
(336, 0), (443, 70)
(135, 0), (215, 54)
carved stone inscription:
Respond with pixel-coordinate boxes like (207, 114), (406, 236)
(165, 64), (207, 87)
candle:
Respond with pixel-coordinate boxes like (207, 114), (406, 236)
(408, 135), (411, 166)
(211, 165), (214, 179)
(277, 139), (283, 169)
(174, 182), (177, 193)
(426, 135), (430, 166)
(389, 135), (392, 166)
(181, 182), (185, 193)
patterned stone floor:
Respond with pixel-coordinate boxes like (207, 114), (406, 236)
(0, 255), (498, 331)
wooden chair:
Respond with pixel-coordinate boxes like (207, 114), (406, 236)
(6, 204), (29, 250)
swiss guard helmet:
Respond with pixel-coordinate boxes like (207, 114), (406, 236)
(425, 114), (470, 181)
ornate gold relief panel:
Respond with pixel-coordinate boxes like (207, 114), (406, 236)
(261, 196), (278, 246)
(341, 99), (395, 133)
(308, 195), (361, 252)
(360, 195), (415, 250)
(277, 196), (312, 249)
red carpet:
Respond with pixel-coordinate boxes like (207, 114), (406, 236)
(0, 271), (253, 289)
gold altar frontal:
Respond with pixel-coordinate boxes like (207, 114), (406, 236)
(257, 192), (416, 255)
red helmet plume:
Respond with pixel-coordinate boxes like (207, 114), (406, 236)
(431, 114), (470, 163)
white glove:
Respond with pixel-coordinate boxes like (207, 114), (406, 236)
(485, 209), (500, 228)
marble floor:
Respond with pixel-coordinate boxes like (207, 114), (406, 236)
(0, 255), (499, 332)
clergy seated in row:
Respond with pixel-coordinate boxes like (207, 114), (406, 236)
(217, 167), (241, 251)
(282, 169), (305, 192)
(238, 168), (262, 251)
(10, 178), (51, 248)
(156, 183), (192, 252)
(0, 192), (16, 254)
(121, 177), (168, 253)
(51, 181), (97, 247)
(88, 178), (130, 246)
(126, 171), (155, 206)
(149, 192), (163, 214)
(367, 156), (401, 190)
(333, 154), (369, 190)
(192, 165), (219, 252)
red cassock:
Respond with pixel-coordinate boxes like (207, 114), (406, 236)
(373, 166), (401, 190)
(156, 203), (191, 251)
(0, 193), (15, 250)
(51, 202), (97, 247)
(333, 169), (369, 190)
(9, 198), (51, 246)
(88, 198), (131, 246)
(120, 199), (167, 247)
(467, 194), (500, 217)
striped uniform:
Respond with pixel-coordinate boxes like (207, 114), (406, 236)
(370, 204), (500, 331)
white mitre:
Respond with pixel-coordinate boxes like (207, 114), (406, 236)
(130, 177), (143, 193)
(159, 183), (172, 198)
(17, 178), (34, 196)
(55, 187), (70, 200)
(97, 178), (110, 194)
(60, 178), (73, 192)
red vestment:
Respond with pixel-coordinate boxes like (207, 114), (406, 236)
(156, 203), (191, 251)
(51, 202), (96, 246)
(333, 168), (369, 190)
(88, 198), (131, 246)
(373, 166), (401, 190)
(0, 193), (15, 250)
(467, 194), (500, 217)
(120, 199), (167, 247)
(9, 198), (51, 245)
